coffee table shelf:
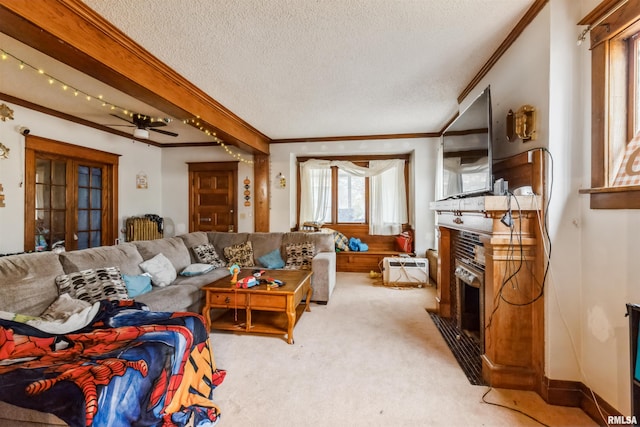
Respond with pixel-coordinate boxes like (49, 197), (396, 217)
(202, 269), (313, 344)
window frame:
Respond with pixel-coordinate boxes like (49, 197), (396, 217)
(296, 154), (410, 227)
(580, 0), (640, 208)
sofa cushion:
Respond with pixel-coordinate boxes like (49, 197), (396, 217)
(249, 232), (284, 260)
(192, 243), (225, 268)
(59, 243), (144, 276)
(134, 283), (201, 312)
(56, 266), (129, 303)
(177, 232), (210, 263)
(257, 249), (285, 269)
(0, 252), (63, 316)
(208, 232), (248, 257)
(284, 242), (315, 270)
(180, 263), (215, 276)
(139, 253), (177, 287)
(223, 241), (255, 267)
(283, 232), (333, 253)
(133, 237), (191, 272)
(172, 267), (230, 288)
(123, 274), (153, 297)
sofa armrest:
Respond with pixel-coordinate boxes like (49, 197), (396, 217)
(310, 251), (336, 303)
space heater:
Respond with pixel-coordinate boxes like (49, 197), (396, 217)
(382, 257), (429, 286)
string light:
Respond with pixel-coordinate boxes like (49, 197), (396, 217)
(183, 117), (254, 164)
(0, 48), (253, 164)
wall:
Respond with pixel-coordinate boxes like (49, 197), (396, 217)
(160, 146), (255, 236)
(576, 0), (640, 415)
(0, 102), (162, 254)
(268, 138), (439, 256)
(464, 0), (635, 415)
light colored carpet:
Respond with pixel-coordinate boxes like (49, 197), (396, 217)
(210, 272), (596, 427)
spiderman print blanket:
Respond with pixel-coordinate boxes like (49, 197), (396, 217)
(0, 300), (225, 427)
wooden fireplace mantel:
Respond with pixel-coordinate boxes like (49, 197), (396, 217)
(431, 150), (546, 392)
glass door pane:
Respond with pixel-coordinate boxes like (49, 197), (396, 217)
(34, 158), (66, 251)
(77, 165), (103, 249)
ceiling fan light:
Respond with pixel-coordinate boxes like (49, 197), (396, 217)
(133, 128), (149, 139)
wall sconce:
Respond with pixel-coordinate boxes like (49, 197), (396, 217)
(276, 172), (286, 189)
(506, 105), (537, 142)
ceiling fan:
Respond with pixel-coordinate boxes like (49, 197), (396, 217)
(108, 113), (179, 139)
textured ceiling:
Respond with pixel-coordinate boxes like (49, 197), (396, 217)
(80, 0), (535, 140)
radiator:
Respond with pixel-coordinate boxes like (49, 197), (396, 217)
(125, 216), (163, 241)
(383, 257), (428, 285)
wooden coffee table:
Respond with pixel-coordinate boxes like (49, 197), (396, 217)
(201, 269), (313, 344)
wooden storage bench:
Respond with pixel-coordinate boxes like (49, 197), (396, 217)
(326, 224), (414, 273)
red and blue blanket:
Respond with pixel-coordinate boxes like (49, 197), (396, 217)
(0, 300), (225, 426)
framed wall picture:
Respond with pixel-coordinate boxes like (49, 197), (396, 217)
(136, 171), (148, 189)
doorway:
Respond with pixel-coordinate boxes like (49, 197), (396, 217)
(188, 162), (237, 233)
(24, 136), (118, 252)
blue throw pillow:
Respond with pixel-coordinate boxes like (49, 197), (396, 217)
(258, 249), (285, 269)
(123, 274), (152, 298)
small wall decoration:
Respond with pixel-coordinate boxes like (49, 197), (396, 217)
(243, 177), (251, 206)
(0, 103), (14, 122)
(136, 171), (148, 189)
(0, 183), (5, 207)
(277, 172), (286, 189)
(0, 142), (9, 159)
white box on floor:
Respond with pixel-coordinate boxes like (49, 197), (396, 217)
(382, 257), (428, 285)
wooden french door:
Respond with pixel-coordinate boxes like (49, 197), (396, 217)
(24, 136), (118, 252)
(188, 162), (237, 232)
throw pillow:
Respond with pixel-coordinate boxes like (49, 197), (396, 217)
(122, 274), (153, 297)
(284, 242), (315, 270)
(180, 263), (215, 277)
(333, 231), (350, 251)
(139, 253), (177, 287)
(55, 266), (129, 303)
(192, 243), (225, 268)
(223, 241), (254, 267)
(257, 248), (285, 269)
(40, 293), (92, 321)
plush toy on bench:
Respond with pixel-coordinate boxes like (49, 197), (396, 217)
(348, 237), (369, 252)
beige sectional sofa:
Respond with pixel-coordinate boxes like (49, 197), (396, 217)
(0, 230), (336, 426)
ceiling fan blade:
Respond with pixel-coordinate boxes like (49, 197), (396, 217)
(110, 113), (134, 125)
(105, 124), (135, 127)
(147, 121), (168, 128)
(150, 128), (179, 137)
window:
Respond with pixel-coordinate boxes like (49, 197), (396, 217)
(25, 136), (119, 251)
(337, 167), (366, 223)
(581, 1), (640, 208)
(297, 155), (409, 234)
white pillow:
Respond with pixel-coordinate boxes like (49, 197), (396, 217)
(139, 253), (177, 287)
(180, 263), (215, 276)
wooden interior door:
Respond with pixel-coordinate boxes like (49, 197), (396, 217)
(189, 162), (237, 232)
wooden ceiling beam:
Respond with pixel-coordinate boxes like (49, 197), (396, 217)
(0, 0), (270, 154)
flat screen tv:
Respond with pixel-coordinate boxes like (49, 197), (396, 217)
(440, 86), (493, 200)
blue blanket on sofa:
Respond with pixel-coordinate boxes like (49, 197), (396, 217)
(0, 300), (225, 427)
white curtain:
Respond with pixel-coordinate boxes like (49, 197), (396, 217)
(299, 159), (332, 224)
(299, 158), (407, 235)
(369, 159), (407, 235)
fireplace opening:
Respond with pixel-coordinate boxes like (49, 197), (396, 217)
(454, 260), (484, 352)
